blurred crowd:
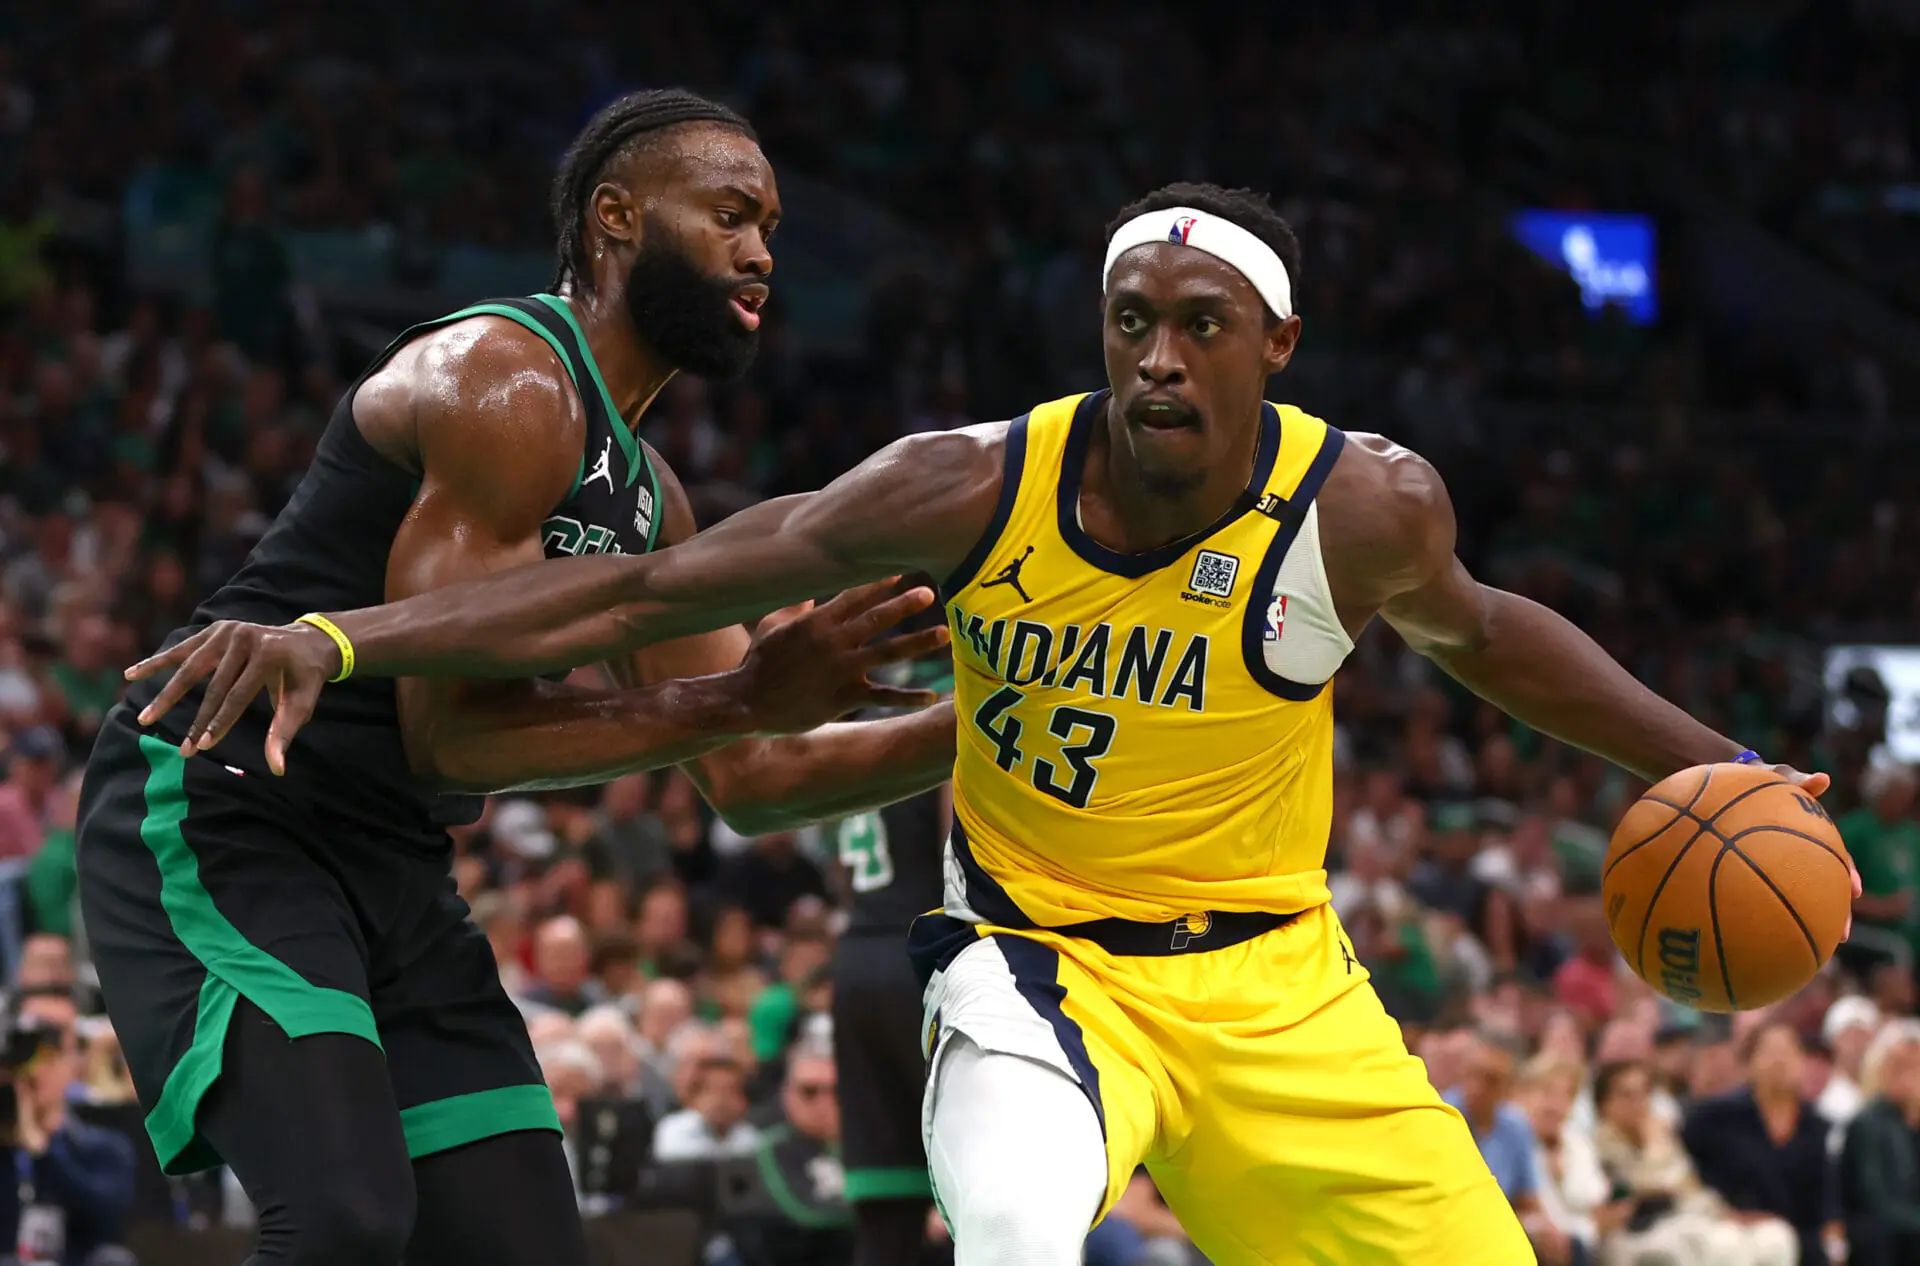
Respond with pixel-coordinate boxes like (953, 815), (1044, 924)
(0, 1), (1915, 1265)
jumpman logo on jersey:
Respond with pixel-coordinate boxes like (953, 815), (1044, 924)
(979, 545), (1035, 603)
(1339, 938), (1357, 974)
(584, 437), (615, 493)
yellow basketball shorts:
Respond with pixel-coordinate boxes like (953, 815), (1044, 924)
(912, 903), (1530, 1265)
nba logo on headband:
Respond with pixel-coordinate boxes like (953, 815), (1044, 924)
(1106, 204), (1295, 320)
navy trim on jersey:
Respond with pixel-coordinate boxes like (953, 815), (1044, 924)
(940, 416), (1031, 601)
(995, 935), (1107, 1140)
(1056, 392), (1282, 579)
(1240, 425), (1348, 701)
(905, 913), (980, 989)
(947, 820), (1036, 929)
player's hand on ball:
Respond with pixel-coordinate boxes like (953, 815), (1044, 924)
(125, 619), (339, 776)
(1768, 763), (1864, 937)
(736, 578), (951, 735)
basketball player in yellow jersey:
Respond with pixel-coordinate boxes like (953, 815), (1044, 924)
(136, 180), (1856, 1265)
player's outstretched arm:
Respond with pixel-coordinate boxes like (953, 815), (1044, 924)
(600, 449), (958, 835)
(1338, 437), (1861, 921)
(1330, 436), (1808, 788)
(130, 416), (1007, 769)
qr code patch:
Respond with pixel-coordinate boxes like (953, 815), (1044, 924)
(1189, 550), (1240, 598)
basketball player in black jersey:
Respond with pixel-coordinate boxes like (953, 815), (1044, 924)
(76, 90), (952, 1266)
(832, 647), (952, 1266)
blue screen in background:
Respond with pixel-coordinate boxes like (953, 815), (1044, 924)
(1510, 211), (1657, 325)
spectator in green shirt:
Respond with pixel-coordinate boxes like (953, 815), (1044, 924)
(1840, 765), (1920, 963)
(44, 613), (122, 742)
(750, 933), (833, 1064)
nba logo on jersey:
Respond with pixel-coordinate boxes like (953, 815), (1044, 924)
(1264, 594), (1288, 642)
(1169, 215), (1197, 244)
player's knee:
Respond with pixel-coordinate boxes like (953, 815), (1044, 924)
(929, 1038), (1106, 1266)
(284, 1172), (415, 1266)
(952, 1186), (1090, 1266)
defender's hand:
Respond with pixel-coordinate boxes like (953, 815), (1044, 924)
(125, 620), (342, 775)
(1771, 764), (1862, 938)
(733, 579), (951, 735)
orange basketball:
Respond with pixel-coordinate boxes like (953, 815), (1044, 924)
(1602, 763), (1853, 1012)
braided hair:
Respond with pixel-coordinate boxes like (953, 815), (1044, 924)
(549, 88), (757, 293)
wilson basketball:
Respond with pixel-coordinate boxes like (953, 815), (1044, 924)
(1602, 763), (1853, 1012)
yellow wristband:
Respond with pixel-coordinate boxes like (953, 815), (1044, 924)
(296, 613), (355, 683)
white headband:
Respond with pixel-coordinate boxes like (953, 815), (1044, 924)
(1102, 206), (1294, 320)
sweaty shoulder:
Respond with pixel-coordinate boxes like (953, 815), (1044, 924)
(352, 315), (585, 513)
(788, 420), (1013, 582)
(1314, 431), (1457, 614)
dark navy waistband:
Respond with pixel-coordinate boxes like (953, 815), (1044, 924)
(940, 818), (1301, 962)
(907, 908), (1300, 988)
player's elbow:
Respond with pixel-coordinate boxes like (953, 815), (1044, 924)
(697, 750), (800, 837)
(406, 733), (499, 795)
(705, 785), (799, 837)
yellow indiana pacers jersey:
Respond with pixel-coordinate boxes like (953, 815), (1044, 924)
(944, 389), (1350, 926)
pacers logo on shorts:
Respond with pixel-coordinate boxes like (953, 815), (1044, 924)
(1170, 911), (1211, 950)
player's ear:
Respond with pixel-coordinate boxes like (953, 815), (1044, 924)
(590, 182), (640, 251)
(1264, 314), (1302, 375)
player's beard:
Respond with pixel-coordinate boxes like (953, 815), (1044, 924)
(623, 228), (760, 382)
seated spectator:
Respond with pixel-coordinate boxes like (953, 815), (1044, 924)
(1410, 801), (1517, 974)
(653, 1057), (758, 1162)
(14, 936), (72, 992)
(635, 979), (694, 1090)
(749, 933), (832, 1065)
(470, 890), (530, 1000)
(720, 831), (831, 933)
(576, 1006), (643, 1098)
(1841, 1019), (1920, 1266)
(634, 879), (699, 979)
(523, 916), (609, 1018)
(1870, 960), (1917, 1021)
(1, 992), (137, 1265)
(1818, 996), (1882, 1152)
(581, 878), (632, 938)
(1417, 1026), (1477, 1095)
(1331, 838), (1441, 1023)
(583, 773), (671, 892)
(1591, 1019), (1680, 1128)
(1838, 765), (1919, 974)
(707, 905), (757, 978)
(1553, 904), (1621, 1030)
(590, 930), (642, 1002)
(1683, 1023), (1842, 1265)
(731, 1044), (851, 1266)
(1517, 1053), (1620, 1266)
(536, 1038), (608, 1205)
(0, 727), (63, 860)
(525, 1010), (576, 1049)
(23, 772), (79, 939)
(1593, 1059), (1796, 1266)
(1443, 1036), (1545, 1231)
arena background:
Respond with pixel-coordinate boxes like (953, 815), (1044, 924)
(1, 1), (1919, 1263)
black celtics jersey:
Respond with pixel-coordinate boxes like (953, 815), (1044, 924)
(837, 657), (953, 934)
(128, 294), (661, 836)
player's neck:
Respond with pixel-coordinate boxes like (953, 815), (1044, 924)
(1086, 399), (1263, 552)
(556, 286), (676, 429)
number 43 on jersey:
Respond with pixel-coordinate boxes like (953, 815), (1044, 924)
(972, 686), (1116, 810)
